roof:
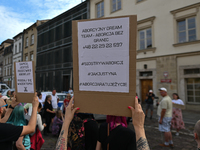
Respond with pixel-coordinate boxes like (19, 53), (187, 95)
(1, 39), (13, 45)
(13, 32), (23, 39)
(23, 20), (50, 32)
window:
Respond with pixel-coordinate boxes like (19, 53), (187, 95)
(184, 68), (200, 74)
(139, 28), (152, 50)
(25, 55), (28, 61)
(96, 1), (104, 18)
(19, 43), (21, 52)
(187, 78), (200, 103)
(31, 34), (34, 44)
(140, 71), (153, 77)
(4, 59), (6, 65)
(177, 17), (196, 43)
(30, 53), (34, 61)
(15, 45), (17, 54)
(26, 37), (28, 47)
(8, 57), (9, 64)
(112, 0), (121, 12)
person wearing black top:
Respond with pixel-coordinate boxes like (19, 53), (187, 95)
(145, 90), (155, 119)
(96, 115), (136, 150)
(44, 95), (55, 135)
(0, 94), (39, 150)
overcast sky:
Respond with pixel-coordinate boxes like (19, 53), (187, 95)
(0, 0), (84, 44)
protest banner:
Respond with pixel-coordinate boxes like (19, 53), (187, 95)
(72, 15), (137, 117)
(14, 61), (36, 103)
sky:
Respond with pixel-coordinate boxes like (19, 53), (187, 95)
(0, 0), (84, 44)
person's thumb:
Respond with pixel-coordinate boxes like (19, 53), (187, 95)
(72, 107), (80, 114)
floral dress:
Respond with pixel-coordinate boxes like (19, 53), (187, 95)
(171, 99), (185, 130)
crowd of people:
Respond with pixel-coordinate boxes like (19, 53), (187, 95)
(0, 87), (200, 150)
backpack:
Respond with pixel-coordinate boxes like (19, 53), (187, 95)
(67, 116), (85, 150)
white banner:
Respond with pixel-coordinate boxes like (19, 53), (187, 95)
(78, 17), (129, 93)
(16, 61), (34, 93)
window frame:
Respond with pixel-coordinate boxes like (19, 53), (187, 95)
(186, 78), (200, 104)
(111, 0), (121, 13)
(26, 37), (28, 47)
(31, 34), (34, 45)
(15, 45), (17, 54)
(138, 28), (152, 50)
(177, 17), (196, 43)
(30, 53), (34, 61)
(96, 1), (104, 18)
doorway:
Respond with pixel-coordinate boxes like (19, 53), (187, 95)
(63, 76), (70, 92)
(141, 79), (153, 102)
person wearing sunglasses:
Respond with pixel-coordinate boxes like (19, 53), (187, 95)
(0, 94), (39, 150)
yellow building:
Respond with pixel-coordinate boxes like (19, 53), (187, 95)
(89, 0), (200, 110)
(23, 20), (49, 67)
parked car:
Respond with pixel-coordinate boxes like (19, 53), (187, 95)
(0, 84), (10, 93)
(2, 89), (15, 96)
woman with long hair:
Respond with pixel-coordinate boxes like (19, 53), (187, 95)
(96, 115), (136, 150)
(44, 95), (55, 135)
(7, 106), (31, 150)
(171, 93), (185, 136)
(52, 110), (63, 136)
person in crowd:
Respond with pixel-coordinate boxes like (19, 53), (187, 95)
(63, 94), (71, 114)
(145, 90), (155, 119)
(30, 103), (46, 150)
(11, 91), (15, 98)
(0, 94), (39, 150)
(171, 93), (185, 136)
(0, 93), (2, 98)
(44, 95), (55, 135)
(55, 97), (150, 150)
(96, 114), (136, 150)
(6, 90), (11, 98)
(51, 89), (59, 111)
(68, 88), (73, 94)
(157, 87), (173, 148)
(194, 120), (200, 150)
(7, 106), (31, 150)
(52, 110), (63, 136)
(24, 102), (32, 116)
(37, 92), (44, 107)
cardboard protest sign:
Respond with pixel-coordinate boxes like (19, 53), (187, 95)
(173, 103), (185, 110)
(14, 61), (36, 103)
(72, 15), (137, 117)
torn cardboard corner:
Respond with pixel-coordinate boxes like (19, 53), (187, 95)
(73, 15), (137, 117)
(14, 61), (36, 103)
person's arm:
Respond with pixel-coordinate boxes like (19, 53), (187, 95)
(159, 109), (166, 124)
(57, 96), (59, 103)
(16, 136), (26, 150)
(37, 114), (45, 131)
(21, 93), (39, 136)
(128, 97), (150, 150)
(55, 97), (79, 150)
(1, 96), (20, 123)
(46, 108), (55, 113)
(96, 141), (102, 150)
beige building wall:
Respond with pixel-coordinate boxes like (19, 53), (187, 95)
(23, 20), (49, 67)
(90, 0), (200, 110)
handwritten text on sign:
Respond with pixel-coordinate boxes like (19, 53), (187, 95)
(16, 62), (34, 93)
(78, 17), (129, 93)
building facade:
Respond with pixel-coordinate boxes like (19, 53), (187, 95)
(3, 44), (13, 87)
(12, 32), (23, 88)
(36, 1), (89, 92)
(23, 20), (49, 67)
(0, 39), (13, 85)
(90, 0), (200, 110)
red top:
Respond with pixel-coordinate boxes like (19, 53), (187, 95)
(64, 99), (70, 110)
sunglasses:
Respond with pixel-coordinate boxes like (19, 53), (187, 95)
(0, 104), (8, 108)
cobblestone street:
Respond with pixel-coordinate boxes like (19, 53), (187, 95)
(41, 115), (197, 150)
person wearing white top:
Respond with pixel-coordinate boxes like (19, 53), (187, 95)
(38, 92), (44, 107)
(171, 93), (185, 136)
(68, 88), (73, 94)
(51, 89), (59, 110)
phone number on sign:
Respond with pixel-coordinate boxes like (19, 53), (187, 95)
(83, 42), (123, 49)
